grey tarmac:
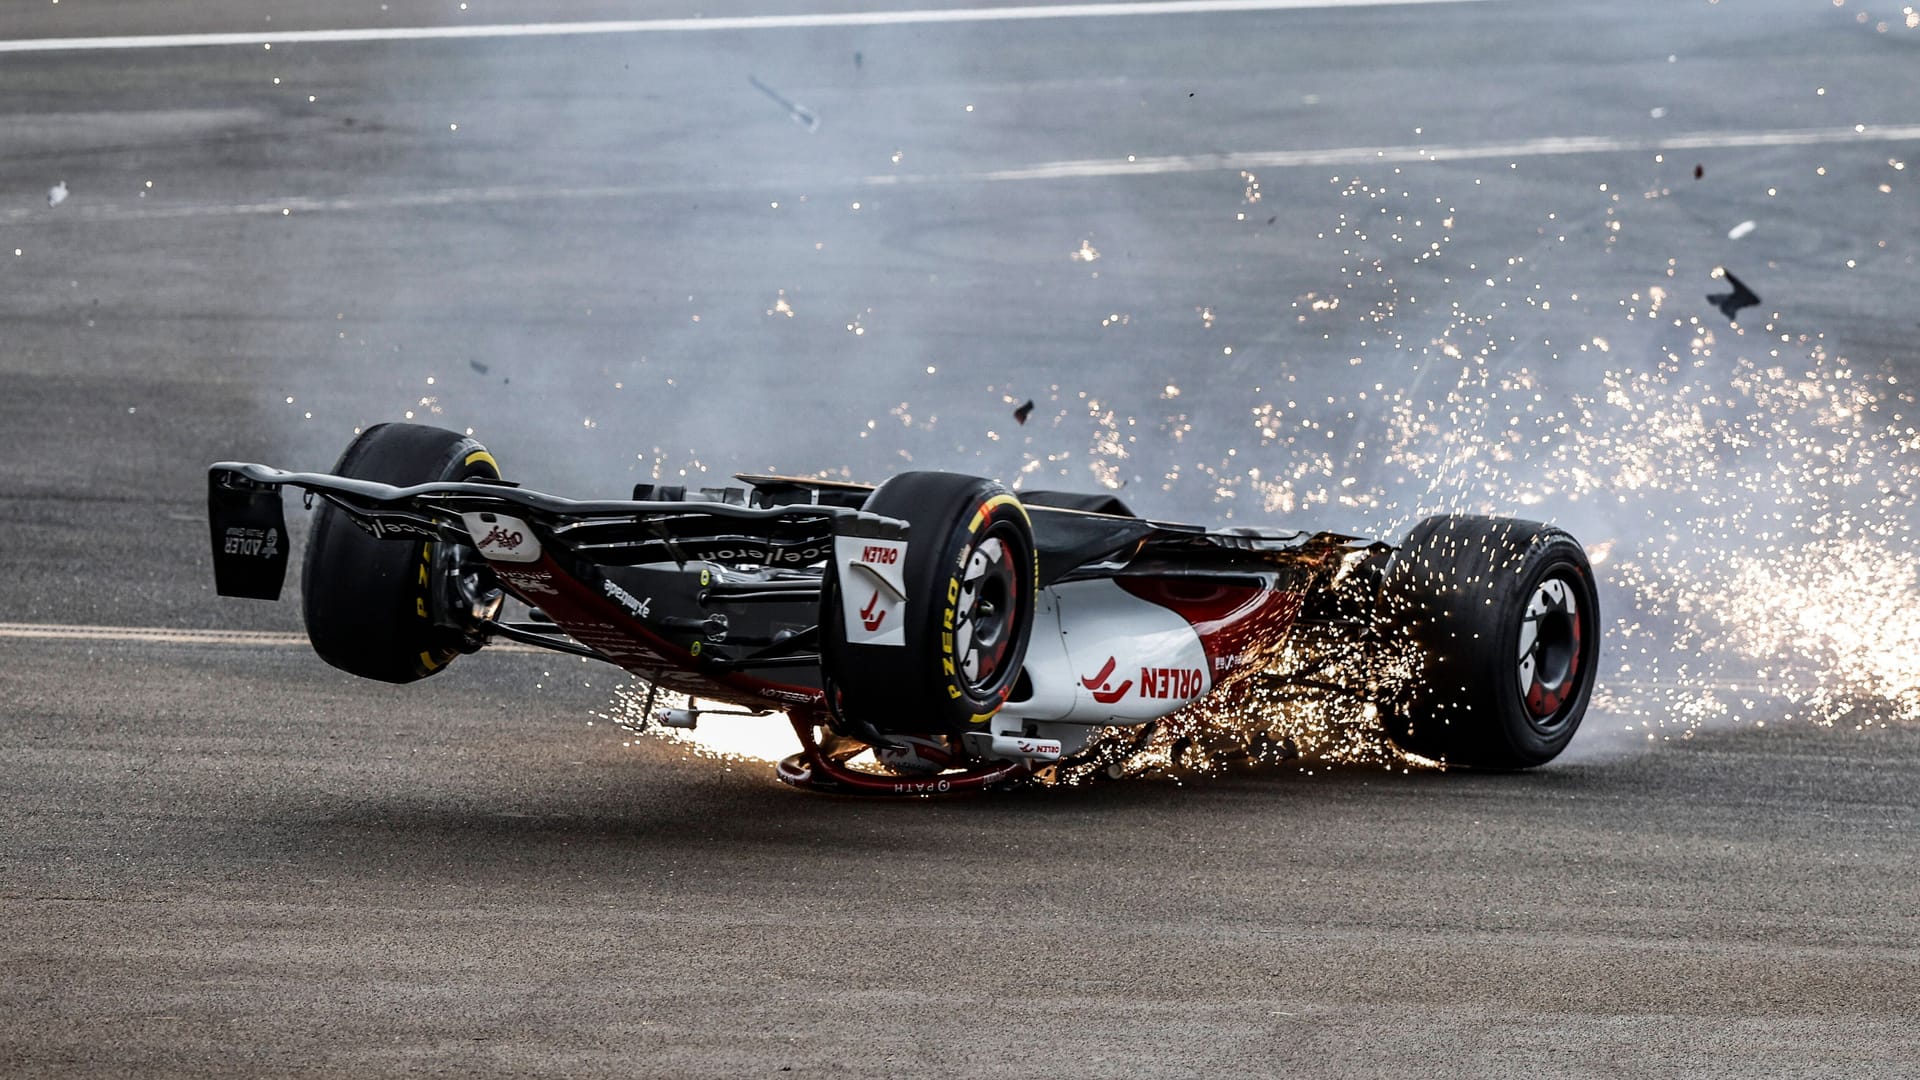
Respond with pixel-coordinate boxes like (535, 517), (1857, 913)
(3, 0), (1917, 1076)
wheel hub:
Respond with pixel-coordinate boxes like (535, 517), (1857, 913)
(953, 533), (1020, 691)
(1516, 576), (1582, 722)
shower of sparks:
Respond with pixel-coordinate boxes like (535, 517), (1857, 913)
(599, 681), (796, 762)
(607, 141), (1918, 787)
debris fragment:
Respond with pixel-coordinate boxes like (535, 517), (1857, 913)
(469, 359), (490, 375)
(1694, 164), (1704, 179)
(747, 75), (820, 133)
(1706, 268), (1761, 321)
(47, 181), (67, 207)
(1727, 220), (1757, 240)
(1013, 400), (1035, 425)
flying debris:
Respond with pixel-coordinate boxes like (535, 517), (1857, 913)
(1727, 220), (1757, 240)
(747, 75), (820, 133)
(468, 359), (491, 375)
(1013, 399), (1035, 425)
(47, 181), (67, 207)
(1694, 164), (1704, 179)
(1707, 269), (1761, 321)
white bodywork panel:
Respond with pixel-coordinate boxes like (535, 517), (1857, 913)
(460, 512), (542, 563)
(998, 578), (1213, 728)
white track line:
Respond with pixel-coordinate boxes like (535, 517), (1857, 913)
(868, 125), (1920, 184)
(4, 125), (1914, 226)
(0, 0), (1486, 54)
(0, 623), (306, 646)
(0, 622), (542, 653)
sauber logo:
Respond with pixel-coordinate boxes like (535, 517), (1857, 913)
(859, 589), (887, 632)
(476, 525), (525, 551)
(861, 545), (900, 565)
(1138, 666), (1204, 699)
(1079, 656), (1134, 705)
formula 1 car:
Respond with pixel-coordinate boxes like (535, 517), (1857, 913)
(208, 423), (1599, 793)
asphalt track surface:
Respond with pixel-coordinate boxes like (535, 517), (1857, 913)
(4, 1), (1919, 1075)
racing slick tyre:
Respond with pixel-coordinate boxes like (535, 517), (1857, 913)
(824, 472), (1039, 738)
(1376, 515), (1599, 769)
(301, 423), (500, 684)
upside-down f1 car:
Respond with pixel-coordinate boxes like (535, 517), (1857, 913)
(209, 423), (1599, 794)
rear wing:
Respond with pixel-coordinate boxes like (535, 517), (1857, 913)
(207, 462), (906, 601)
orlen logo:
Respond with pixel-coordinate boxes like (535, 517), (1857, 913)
(1138, 667), (1204, 699)
(1079, 656), (1133, 705)
(859, 589), (887, 632)
(861, 545), (900, 565)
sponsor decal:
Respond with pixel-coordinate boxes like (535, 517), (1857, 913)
(891, 779), (953, 795)
(1016, 738), (1063, 757)
(477, 524), (525, 551)
(459, 512), (542, 563)
(1138, 666), (1205, 699)
(833, 534), (906, 647)
(493, 569), (558, 596)
(221, 525), (280, 558)
(1078, 658), (1204, 703)
(859, 589), (887, 632)
(1213, 652), (1249, 673)
(874, 735), (957, 773)
(758, 686), (823, 705)
(693, 542), (832, 566)
(1079, 656), (1133, 705)
(602, 579), (652, 620)
(354, 518), (440, 541)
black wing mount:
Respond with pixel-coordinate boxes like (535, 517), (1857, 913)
(206, 462), (906, 601)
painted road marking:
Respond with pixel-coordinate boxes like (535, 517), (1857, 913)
(0, 622), (540, 652)
(0, 0), (1486, 53)
(4, 125), (1915, 226)
(0, 623), (307, 646)
(868, 126), (1920, 185)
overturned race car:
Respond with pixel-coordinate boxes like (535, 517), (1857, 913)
(208, 423), (1600, 794)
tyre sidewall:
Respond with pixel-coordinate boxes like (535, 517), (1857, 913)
(1382, 516), (1599, 769)
(828, 473), (1038, 736)
(1463, 539), (1599, 766)
(301, 423), (498, 684)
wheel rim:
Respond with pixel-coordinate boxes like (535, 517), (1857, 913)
(1516, 573), (1583, 727)
(952, 528), (1021, 693)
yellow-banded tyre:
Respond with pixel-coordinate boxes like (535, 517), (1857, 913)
(825, 472), (1038, 737)
(300, 423), (500, 684)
